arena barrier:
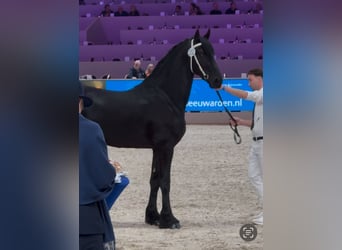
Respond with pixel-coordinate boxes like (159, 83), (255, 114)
(104, 78), (254, 112)
(81, 78), (253, 124)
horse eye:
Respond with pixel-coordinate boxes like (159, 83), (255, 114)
(198, 49), (205, 56)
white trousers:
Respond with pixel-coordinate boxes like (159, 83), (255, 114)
(248, 140), (263, 204)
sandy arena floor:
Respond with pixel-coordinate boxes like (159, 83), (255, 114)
(107, 125), (263, 250)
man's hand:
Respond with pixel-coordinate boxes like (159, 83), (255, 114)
(229, 116), (240, 126)
(215, 84), (232, 91)
(109, 160), (122, 172)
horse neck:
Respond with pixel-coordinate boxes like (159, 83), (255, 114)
(148, 41), (194, 111)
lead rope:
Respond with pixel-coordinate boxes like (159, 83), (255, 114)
(216, 90), (242, 144)
(187, 39), (240, 143)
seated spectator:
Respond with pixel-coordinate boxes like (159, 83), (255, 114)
(126, 60), (145, 79)
(225, 1), (238, 15)
(210, 2), (222, 15)
(115, 6), (128, 16)
(79, 82), (116, 249)
(252, 3), (263, 14)
(129, 4), (140, 16)
(172, 5), (184, 16)
(189, 3), (204, 15)
(79, 74), (96, 80)
(100, 4), (114, 17)
(145, 64), (154, 78)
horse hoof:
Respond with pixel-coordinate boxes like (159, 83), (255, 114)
(159, 222), (181, 229)
(170, 222), (181, 229)
(145, 219), (159, 226)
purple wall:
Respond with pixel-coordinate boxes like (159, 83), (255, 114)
(79, 59), (263, 79)
(79, 42), (262, 61)
(79, 4), (263, 78)
(80, 14), (263, 45)
(80, 1), (261, 17)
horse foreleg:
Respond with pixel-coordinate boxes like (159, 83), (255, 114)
(145, 150), (161, 226)
(158, 147), (180, 229)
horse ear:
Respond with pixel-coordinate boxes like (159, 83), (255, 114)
(194, 29), (200, 41)
(204, 29), (211, 40)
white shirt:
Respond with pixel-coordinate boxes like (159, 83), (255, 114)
(246, 88), (263, 137)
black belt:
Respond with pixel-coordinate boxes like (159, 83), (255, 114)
(253, 136), (263, 141)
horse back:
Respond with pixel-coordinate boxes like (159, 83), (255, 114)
(82, 86), (186, 148)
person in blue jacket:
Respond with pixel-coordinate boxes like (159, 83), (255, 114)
(79, 81), (129, 250)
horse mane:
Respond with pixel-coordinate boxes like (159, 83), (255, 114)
(144, 38), (191, 80)
(144, 34), (213, 82)
(155, 40), (189, 69)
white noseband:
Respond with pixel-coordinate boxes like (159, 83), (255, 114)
(187, 39), (208, 79)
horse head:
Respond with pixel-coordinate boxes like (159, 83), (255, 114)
(187, 29), (222, 89)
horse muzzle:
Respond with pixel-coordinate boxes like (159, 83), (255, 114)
(209, 76), (223, 89)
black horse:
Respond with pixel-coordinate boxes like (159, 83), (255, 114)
(82, 30), (222, 229)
